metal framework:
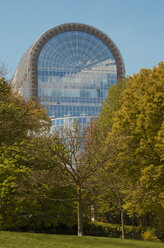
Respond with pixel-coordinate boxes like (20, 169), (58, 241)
(28, 23), (125, 99)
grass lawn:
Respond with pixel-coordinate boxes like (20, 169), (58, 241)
(0, 231), (163, 248)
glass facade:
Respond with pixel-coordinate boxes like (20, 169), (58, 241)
(12, 24), (125, 130)
(38, 31), (117, 129)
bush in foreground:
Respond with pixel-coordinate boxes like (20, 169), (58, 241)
(84, 222), (164, 241)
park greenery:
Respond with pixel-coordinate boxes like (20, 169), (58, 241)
(0, 231), (164, 248)
(0, 62), (163, 241)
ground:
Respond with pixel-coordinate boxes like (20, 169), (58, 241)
(0, 231), (163, 248)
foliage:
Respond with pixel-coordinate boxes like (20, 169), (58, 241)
(109, 63), (164, 224)
(0, 77), (51, 145)
(0, 61), (164, 238)
(0, 137), (76, 231)
(0, 62), (8, 77)
(51, 123), (106, 236)
(142, 230), (159, 241)
(98, 79), (128, 135)
(85, 62), (164, 236)
(84, 79), (129, 239)
(84, 221), (143, 239)
(0, 78), (76, 231)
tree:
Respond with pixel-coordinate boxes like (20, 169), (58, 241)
(0, 136), (76, 231)
(0, 62), (8, 77)
(97, 79), (128, 138)
(83, 79), (128, 238)
(108, 62), (164, 227)
(50, 123), (108, 236)
(0, 77), (104, 234)
(85, 132), (130, 239)
(85, 62), (164, 236)
(0, 77), (57, 231)
(0, 77), (51, 145)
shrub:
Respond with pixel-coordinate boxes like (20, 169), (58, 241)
(83, 221), (142, 239)
(142, 230), (159, 241)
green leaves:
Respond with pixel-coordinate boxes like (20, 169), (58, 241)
(0, 62), (163, 233)
(0, 78), (51, 145)
(0, 77), (76, 230)
(87, 62), (164, 230)
(110, 63), (164, 224)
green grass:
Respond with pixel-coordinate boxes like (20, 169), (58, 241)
(0, 231), (163, 248)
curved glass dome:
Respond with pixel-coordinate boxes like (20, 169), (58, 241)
(12, 23), (125, 129)
(38, 31), (116, 75)
(38, 31), (117, 127)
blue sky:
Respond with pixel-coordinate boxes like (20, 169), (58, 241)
(0, 0), (164, 79)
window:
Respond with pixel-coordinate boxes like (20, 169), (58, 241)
(38, 30), (117, 128)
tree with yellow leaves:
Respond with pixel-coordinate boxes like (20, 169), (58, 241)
(108, 62), (164, 227)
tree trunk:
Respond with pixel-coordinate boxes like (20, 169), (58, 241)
(77, 186), (83, 236)
(121, 209), (125, 239)
(132, 213), (135, 239)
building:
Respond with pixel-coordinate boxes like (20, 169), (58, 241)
(12, 23), (125, 129)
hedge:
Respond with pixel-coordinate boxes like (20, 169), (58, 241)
(84, 221), (143, 239)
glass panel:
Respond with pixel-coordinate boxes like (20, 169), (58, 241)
(38, 31), (117, 128)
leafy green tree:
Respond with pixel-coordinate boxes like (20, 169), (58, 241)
(0, 77), (75, 231)
(51, 124), (101, 236)
(97, 79), (128, 138)
(108, 62), (164, 227)
(0, 137), (76, 231)
(85, 62), (164, 235)
(0, 77), (50, 145)
(40, 122), (109, 236)
(85, 131), (129, 239)
(84, 79), (128, 238)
